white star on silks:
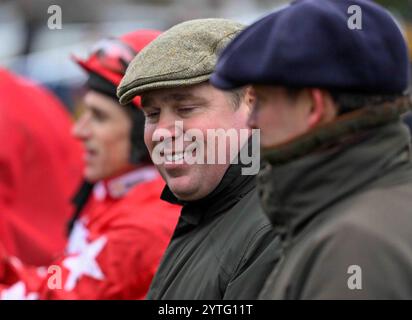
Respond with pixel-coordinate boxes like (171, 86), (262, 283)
(62, 236), (107, 291)
(0, 282), (39, 300)
(67, 219), (90, 255)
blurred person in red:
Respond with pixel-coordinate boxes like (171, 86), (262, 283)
(0, 30), (180, 299)
(0, 68), (83, 266)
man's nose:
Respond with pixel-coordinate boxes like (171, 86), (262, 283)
(155, 111), (183, 138)
(72, 114), (92, 140)
(152, 111), (185, 150)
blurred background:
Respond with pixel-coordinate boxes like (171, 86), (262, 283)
(0, 0), (411, 114)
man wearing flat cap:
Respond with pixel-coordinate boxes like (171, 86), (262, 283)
(118, 18), (281, 299)
(212, 0), (412, 299)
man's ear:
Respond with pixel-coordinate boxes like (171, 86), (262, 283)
(308, 89), (337, 128)
(243, 86), (256, 110)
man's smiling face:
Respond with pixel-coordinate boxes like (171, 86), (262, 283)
(142, 83), (251, 201)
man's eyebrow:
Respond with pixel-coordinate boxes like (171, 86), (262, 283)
(142, 93), (207, 108)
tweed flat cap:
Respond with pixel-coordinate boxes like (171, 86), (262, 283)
(117, 18), (244, 104)
(211, 0), (410, 94)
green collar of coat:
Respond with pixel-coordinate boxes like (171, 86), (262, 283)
(262, 96), (412, 166)
(257, 99), (412, 241)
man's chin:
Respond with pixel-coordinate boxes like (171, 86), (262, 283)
(84, 167), (105, 183)
(166, 176), (200, 201)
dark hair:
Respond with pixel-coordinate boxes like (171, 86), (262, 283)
(123, 104), (151, 164)
(285, 87), (403, 114)
(227, 87), (246, 109)
(329, 92), (402, 114)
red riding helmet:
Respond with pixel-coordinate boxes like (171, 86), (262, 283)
(72, 29), (161, 107)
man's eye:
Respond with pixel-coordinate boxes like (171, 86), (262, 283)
(178, 107), (195, 114)
(92, 110), (107, 121)
(145, 111), (160, 119)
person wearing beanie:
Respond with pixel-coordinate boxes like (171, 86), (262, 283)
(117, 18), (282, 300)
(0, 30), (180, 300)
(211, 0), (412, 299)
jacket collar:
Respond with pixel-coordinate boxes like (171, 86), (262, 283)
(93, 166), (158, 201)
(258, 121), (412, 240)
(262, 96), (412, 165)
(161, 138), (257, 226)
